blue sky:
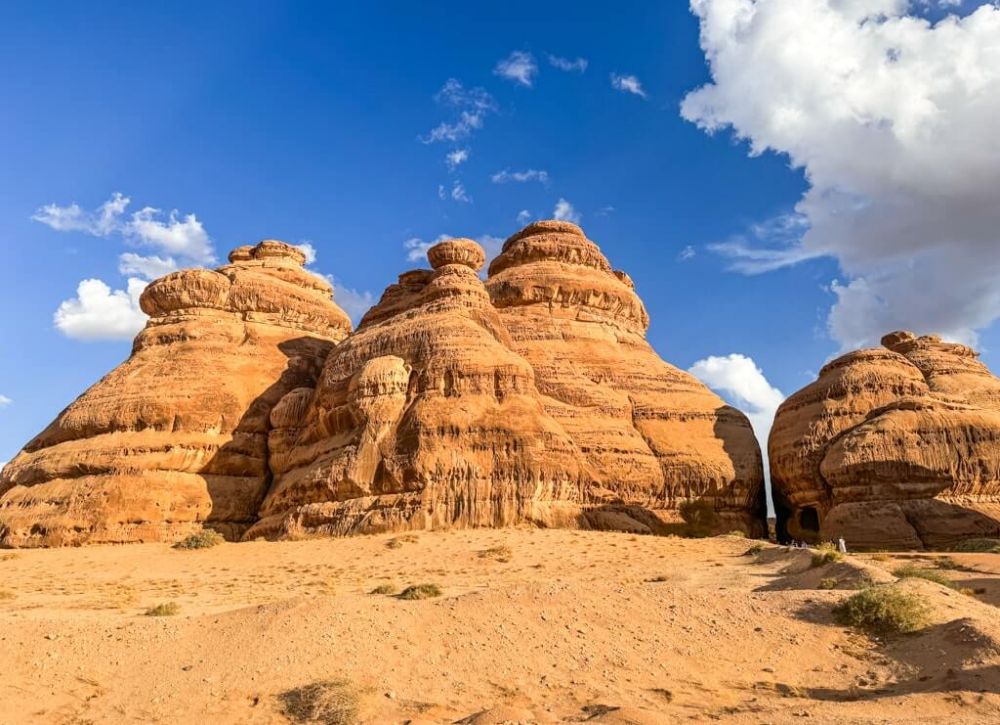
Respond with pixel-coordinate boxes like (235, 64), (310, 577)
(2, 0), (999, 463)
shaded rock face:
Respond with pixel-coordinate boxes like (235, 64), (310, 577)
(0, 242), (351, 547)
(252, 225), (765, 539)
(770, 331), (1000, 549)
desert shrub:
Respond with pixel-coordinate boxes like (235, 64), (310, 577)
(893, 564), (956, 589)
(145, 601), (180, 617)
(743, 543), (765, 556)
(397, 583), (442, 600)
(933, 556), (964, 571)
(832, 586), (930, 635)
(478, 545), (512, 563)
(279, 680), (359, 725)
(818, 578), (838, 590)
(645, 575), (671, 583)
(679, 499), (718, 538)
(869, 552), (891, 562)
(811, 542), (843, 568)
(951, 538), (1000, 554)
(172, 530), (225, 550)
(726, 530), (747, 538)
(369, 583), (396, 595)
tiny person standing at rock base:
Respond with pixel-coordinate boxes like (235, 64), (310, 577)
(837, 537), (847, 554)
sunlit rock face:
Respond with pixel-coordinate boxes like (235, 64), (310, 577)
(770, 331), (1000, 549)
(485, 222), (766, 535)
(252, 225), (765, 540)
(0, 241), (351, 547)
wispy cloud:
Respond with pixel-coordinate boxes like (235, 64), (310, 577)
(0, 395), (12, 408)
(494, 51), (538, 87)
(553, 198), (581, 224)
(421, 79), (497, 144)
(490, 169), (549, 185)
(678, 245), (696, 262)
(708, 213), (819, 274)
(516, 209), (532, 225)
(445, 148), (470, 170)
(548, 55), (588, 72)
(450, 181), (471, 203)
(610, 73), (648, 98)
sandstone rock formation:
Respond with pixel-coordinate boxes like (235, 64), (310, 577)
(0, 241), (351, 547)
(770, 331), (1000, 549)
(250, 225), (765, 539)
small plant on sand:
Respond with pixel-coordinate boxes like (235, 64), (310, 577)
(397, 583), (442, 600)
(743, 543), (765, 556)
(811, 542), (844, 568)
(172, 530), (225, 550)
(145, 601), (181, 617)
(933, 556), (965, 571)
(869, 552), (891, 562)
(678, 499), (718, 538)
(726, 530), (747, 538)
(645, 575), (671, 583)
(384, 534), (419, 550)
(818, 578), (838, 590)
(369, 583), (397, 595)
(478, 545), (513, 563)
(279, 680), (359, 725)
(893, 564), (956, 589)
(833, 586), (930, 635)
(951, 538), (1000, 554)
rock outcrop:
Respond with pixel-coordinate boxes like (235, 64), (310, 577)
(250, 225), (765, 539)
(770, 331), (1000, 549)
(0, 241), (351, 546)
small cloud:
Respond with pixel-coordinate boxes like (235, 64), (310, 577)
(445, 148), (470, 170)
(295, 242), (318, 265)
(117, 252), (179, 280)
(678, 245), (696, 261)
(328, 278), (375, 324)
(610, 73), (648, 98)
(421, 79), (497, 144)
(478, 234), (504, 266)
(437, 185), (446, 200)
(494, 51), (538, 87)
(451, 181), (471, 203)
(54, 278), (148, 341)
(553, 198), (581, 224)
(548, 55), (588, 72)
(516, 209), (532, 225)
(404, 234), (452, 263)
(596, 205), (616, 217)
(0, 395), (12, 408)
(491, 169), (550, 185)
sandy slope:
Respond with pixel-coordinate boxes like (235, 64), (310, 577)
(0, 530), (998, 724)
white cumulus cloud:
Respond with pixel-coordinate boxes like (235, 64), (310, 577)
(611, 73), (648, 98)
(53, 277), (148, 341)
(117, 252), (179, 280)
(516, 209), (533, 225)
(553, 198), (581, 224)
(683, 0), (1000, 350)
(445, 148), (470, 170)
(494, 51), (538, 87)
(689, 353), (785, 510)
(0, 395), (12, 408)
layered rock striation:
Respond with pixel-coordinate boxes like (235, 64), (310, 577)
(251, 225), (765, 539)
(0, 241), (351, 546)
(770, 331), (1000, 548)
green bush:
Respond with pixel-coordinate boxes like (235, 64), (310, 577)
(832, 586), (929, 635)
(951, 538), (1000, 554)
(678, 499), (718, 538)
(397, 584), (442, 600)
(818, 578), (838, 590)
(145, 601), (180, 617)
(811, 542), (843, 568)
(893, 564), (956, 589)
(172, 530), (225, 550)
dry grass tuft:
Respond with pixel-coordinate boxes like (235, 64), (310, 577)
(951, 538), (1000, 554)
(369, 583), (396, 596)
(278, 680), (359, 725)
(397, 584), (442, 600)
(478, 545), (513, 563)
(811, 542), (843, 568)
(818, 578), (838, 590)
(172, 530), (225, 550)
(145, 601), (181, 617)
(893, 564), (956, 589)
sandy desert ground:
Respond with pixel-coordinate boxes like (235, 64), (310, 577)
(1, 529), (999, 724)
